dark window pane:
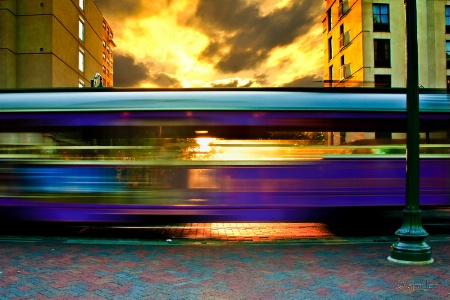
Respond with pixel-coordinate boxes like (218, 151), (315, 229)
(446, 7), (450, 33)
(328, 37), (333, 60)
(374, 39), (390, 68)
(446, 6), (450, 25)
(447, 41), (450, 69)
(375, 75), (391, 88)
(376, 132), (391, 139)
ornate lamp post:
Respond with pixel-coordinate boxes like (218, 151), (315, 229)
(388, 0), (433, 264)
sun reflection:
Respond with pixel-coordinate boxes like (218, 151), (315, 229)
(195, 137), (216, 153)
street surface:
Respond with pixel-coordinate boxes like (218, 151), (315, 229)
(0, 207), (449, 299)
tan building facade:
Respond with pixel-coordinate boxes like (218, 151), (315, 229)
(323, 0), (450, 89)
(0, 0), (113, 88)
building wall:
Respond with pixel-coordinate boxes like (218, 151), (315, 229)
(323, 0), (367, 87)
(0, 0), (110, 88)
(365, 0), (406, 88)
(323, 0), (449, 89)
(102, 19), (115, 87)
(0, 0), (18, 88)
(15, 0), (53, 84)
(418, 0), (448, 88)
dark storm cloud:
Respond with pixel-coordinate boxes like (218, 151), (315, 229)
(191, 0), (320, 73)
(283, 75), (324, 87)
(113, 53), (148, 87)
(148, 72), (182, 88)
(94, 0), (143, 18)
(209, 79), (254, 88)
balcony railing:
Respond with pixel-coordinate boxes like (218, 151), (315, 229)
(339, 64), (351, 81)
(339, 31), (350, 50)
(338, 0), (349, 19)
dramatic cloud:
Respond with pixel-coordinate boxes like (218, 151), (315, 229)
(283, 75), (324, 87)
(95, 0), (325, 88)
(94, 0), (144, 19)
(113, 53), (148, 87)
(191, 0), (320, 73)
(206, 77), (255, 88)
(147, 72), (182, 88)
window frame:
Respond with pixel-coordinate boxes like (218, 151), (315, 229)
(373, 3), (390, 32)
(374, 74), (391, 88)
(327, 8), (332, 32)
(79, 0), (84, 11)
(79, 17), (85, 41)
(79, 47), (85, 72)
(329, 65), (333, 86)
(374, 39), (391, 68)
(446, 6), (450, 34)
(446, 41), (450, 69)
(328, 37), (333, 61)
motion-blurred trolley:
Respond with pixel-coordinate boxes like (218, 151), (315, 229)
(0, 88), (449, 222)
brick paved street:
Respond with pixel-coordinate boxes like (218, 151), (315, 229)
(0, 222), (449, 299)
(90, 223), (337, 243)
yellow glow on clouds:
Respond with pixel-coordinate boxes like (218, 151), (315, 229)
(110, 0), (323, 87)
(266, 26), (324, 86)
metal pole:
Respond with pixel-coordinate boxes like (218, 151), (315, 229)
(388, 0), (432, 264)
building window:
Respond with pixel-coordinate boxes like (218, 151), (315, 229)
(328, 37), (333, 60)
(375, 75), (391, 88)
(329, 65), (333, 86)
(374, 39), (390, 68)
(79, 0), (84, 10)
(327, 8), (332, 32)
(375, 132), (391, 139)
(447, 41), (450, 69)
(446, 6), (450, 34)
(339, 24), (344, 49)
(79, 79), (85, 88)
(79, 47), (84, 72)
(447, 76), (450, 90)
(340, 56), (346, 81)
(79, 18), (85, 41)
(373, 4), (389, 32)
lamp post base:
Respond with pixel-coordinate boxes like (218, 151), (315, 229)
(388, 239), (433, 264)
(387, 256), (433, 265)
(388, 209), (433, 264)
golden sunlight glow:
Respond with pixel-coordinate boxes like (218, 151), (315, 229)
(195, 138), (216, 153)
(186, 139), (328, 161)
(102, 0), (324, 87)
(266, 27), (324, 85)
(118, 18), (210, 67)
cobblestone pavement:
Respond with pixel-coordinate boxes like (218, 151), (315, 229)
(0, 223), (449, 299)
(91, 223), (338, 242)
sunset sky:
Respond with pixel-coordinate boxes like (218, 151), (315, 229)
(95, 0), (325, 88)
